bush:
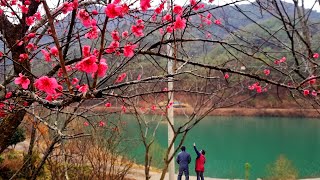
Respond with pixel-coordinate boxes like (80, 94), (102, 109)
(266, 154), (298, 180)
(0, 155), (4, 164)
(8, 128), (26, 148)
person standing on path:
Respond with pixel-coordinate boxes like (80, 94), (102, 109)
(193, 143), (206, 180)
(176, 145), (191, 180)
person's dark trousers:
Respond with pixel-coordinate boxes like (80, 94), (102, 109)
(196, 171), (204, 180)
(177, 167), (189, 180)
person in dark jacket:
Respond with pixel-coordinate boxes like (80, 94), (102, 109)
(193, 143), (206, 180)
(176, 145), (191, 180)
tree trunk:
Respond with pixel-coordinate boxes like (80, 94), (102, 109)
(0, 109), (26, 154)
(160, 163), (169, 180)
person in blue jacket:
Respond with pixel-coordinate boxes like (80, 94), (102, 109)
(176, 145), (191, 180)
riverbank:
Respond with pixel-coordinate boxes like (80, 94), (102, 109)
(93, 107), (320, 118)
(127, 169), (320, 180)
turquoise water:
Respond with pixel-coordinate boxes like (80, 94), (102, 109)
(121, 115), (320, 179)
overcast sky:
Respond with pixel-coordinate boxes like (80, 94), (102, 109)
(46, 0), (320, 13)
(46, 0), (320, 11)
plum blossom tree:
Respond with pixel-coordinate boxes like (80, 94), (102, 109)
(1, 0), (320, 179)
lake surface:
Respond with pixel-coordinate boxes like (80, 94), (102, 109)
(122, 115), (320, 179)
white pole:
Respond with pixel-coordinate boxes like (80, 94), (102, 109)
(167, 0), (175, 179)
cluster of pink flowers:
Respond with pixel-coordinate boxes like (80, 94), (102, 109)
(34, 76), (62, 97)
(274, 57), (286, 65)
(303, 89), (318, 97)
(76, 46), (109, 78)
(131, 19), (145, 37)
(83, 121), (107, 127)
(105, 1), (129, 19)
(248, 82), (264, 93)
(41, 46), (59, 62)
(77, 9), (92, 27)
(190, 0), (205, 11)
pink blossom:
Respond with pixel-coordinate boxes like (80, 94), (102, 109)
(73, 0), (79, 9)
(105, 102), (112, 107)
(26, 16), (34, 26)
(313, 53), (319, 59)
(82, 45), (91, 57)
(92, 10), (98, 15)
(256, 86), (262, 93)
(163, 14), (172, 22)
(41, 49), (51, 62)
(78, 84), (88, 93)
(15, 73), (30, 89)
(140, 0), (151, 11)
(303, 89), (310, 96)
(34, 12), (41, 20)
(264, 69), (270, 76)
(97, 59), (108, 77)
(166, 26), (173, 33)
(174, 16), (186, 30)
(190, 0), (197, 6)
(312, 90), (317, 96)
(99, 121), (106, 127)
(173, 5), (183, 15)
(308, 75), (316, 85)
(76, 55), (98, 73)
(17, 40), (23, 46)
(159, 28), (164, 35)
(105, 41), (119, 54)
(19, 5), (28, 14)
(206, 33), (212, 39)
(122, 31), (129, 38)
(248, 82), (262, 93)
(137, 74), (142, 80)
(224, 73), (229, 79)
(5, 92), (12, 99)
(105, 3), (123, 18)
(151, 105), (156, 111)
(167, 102), (173, 109)
(279, 57), (286, 63)
(34, 76), (59, 95)
(214, 19), (221, 25)
(84, 122), (89, 126)
(19, 53), (28, 62)
(85, 26), (99, 39)
(123, 43), (137, 57)
(154, 3), (164, 14)
(111, 30), (120, 41)
(121, 105), (126, 113)
(72, 78), (79, 85)
(26, 43), (36, 50)
(50, 46), (59, 57)
(61, 2), (74, 14)
(77, 9), (91, 27)
(116, 73), (127, 83)
(23, 101), (28, 106)
(131, 23), (145, 37)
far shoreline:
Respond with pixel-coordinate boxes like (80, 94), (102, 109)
(92, 107), (320, 118)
